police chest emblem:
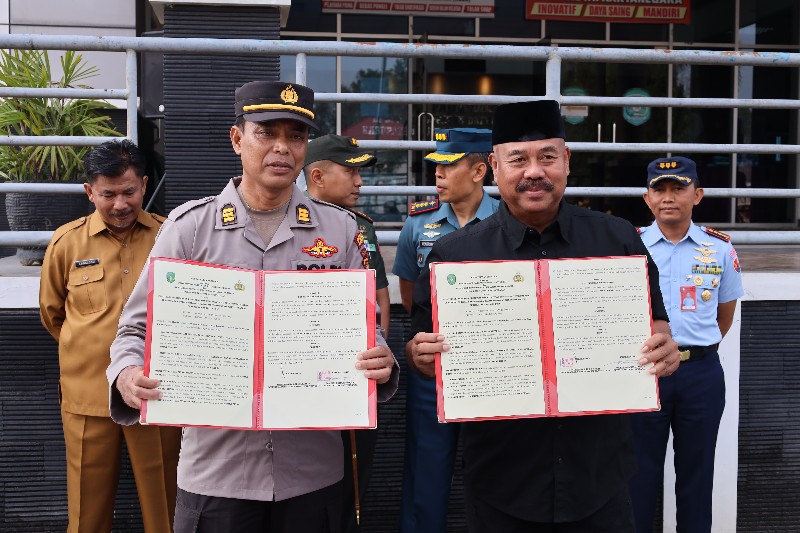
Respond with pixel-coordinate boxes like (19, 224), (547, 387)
(221, 203), (237, 225)
(302, 238), (339, 258)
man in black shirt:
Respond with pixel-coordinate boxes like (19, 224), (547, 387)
(406, 100), (681, 532)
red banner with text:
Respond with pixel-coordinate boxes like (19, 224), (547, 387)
(323, 1), (495, 18)
(525, 0), (691, 24)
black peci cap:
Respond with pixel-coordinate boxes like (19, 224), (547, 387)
(491, 100), (566, 146)
(304, 134), (377, 168)
(235, 81), (318, 130)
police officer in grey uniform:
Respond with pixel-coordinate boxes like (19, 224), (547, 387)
(108, 81), (399, 533)
(630, 157), (744, 533)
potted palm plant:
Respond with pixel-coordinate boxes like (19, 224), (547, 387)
(0, 49), (119, 265)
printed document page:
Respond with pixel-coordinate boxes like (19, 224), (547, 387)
(146, 260), (256, 428)
(433, 261), (545, 420)
(547, 256), (657, 413)
(261, 271), (371, 429)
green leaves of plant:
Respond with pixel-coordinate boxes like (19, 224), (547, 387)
(0, 49), (120, 182)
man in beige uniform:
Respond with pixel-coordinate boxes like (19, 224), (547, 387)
(39, 139), (181, 532)
(107, 81), (399, 533)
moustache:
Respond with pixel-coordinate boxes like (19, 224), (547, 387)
(516, 179), (555, 193)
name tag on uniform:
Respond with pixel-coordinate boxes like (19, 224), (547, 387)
(419, 240), (436, 248)
(679, 286), (696, 311)
(74, 258), (100, 268)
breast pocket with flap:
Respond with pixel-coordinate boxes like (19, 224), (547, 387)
(67, 265), (108, 315)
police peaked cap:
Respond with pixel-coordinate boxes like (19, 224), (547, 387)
(235, 80), (318, 130)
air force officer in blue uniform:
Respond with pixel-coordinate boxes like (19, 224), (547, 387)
(631, 157), (744, 533)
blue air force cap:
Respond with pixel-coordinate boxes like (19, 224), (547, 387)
(646, 156), (699, 188)
(424, 128), (493, 165)
(491, 100), (565, 146)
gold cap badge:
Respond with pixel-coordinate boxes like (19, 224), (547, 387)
(280, 84), (299, 104)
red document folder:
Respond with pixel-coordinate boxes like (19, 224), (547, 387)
(141, 257), (377, 430)
(431, 256), (660, 423)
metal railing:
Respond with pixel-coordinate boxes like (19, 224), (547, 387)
(1, 34), (800, 248)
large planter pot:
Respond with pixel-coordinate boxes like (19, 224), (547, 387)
(5, 190), (92, 266)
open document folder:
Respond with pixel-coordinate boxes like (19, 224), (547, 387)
(431, 256), (660, 423)
(141, 257), (377, 430)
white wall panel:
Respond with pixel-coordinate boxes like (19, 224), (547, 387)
(10, 0), (134, 29)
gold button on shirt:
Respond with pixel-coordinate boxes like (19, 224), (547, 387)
(39, 210), (165, 416)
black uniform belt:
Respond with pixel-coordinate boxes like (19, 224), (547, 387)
(678, 344), (719, 363)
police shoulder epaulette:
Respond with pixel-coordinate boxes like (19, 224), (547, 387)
(307, 195), (351, 213)
(307, 195), (356, 221)
(409, 198), (440, 216)
(348, 208), (373, 223)
(50, 216), (88, 244)
(702, 226), (731, 243)
(169, 196), (215, 220)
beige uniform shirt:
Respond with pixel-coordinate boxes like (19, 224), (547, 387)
(108, 178), (399, 502)
(40, 210), (164, 416)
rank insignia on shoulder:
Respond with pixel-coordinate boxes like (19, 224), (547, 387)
(702, 226), (731, 242)
(302, 237), (338, 258)
(410, 198), (439, 216)
(350, 209), (373, 223)
(221, 203), (237, 225)
(297, 205), (311, 225)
